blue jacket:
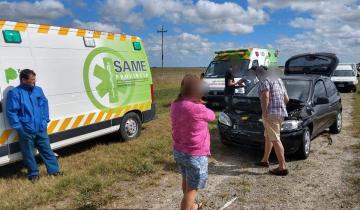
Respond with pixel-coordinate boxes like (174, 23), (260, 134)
(6, 84), (50, 134)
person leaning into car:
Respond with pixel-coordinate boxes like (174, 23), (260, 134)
(224, 65), (245, 107)
(251, 66), (289, 176)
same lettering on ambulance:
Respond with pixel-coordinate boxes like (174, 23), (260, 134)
(113, 60), (147, 72)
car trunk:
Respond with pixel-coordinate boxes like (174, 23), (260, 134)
(284, 53), (339, 77)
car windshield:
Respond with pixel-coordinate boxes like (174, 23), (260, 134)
(247, 79), (311, 102)
(333, 70), (355, 76)
(204, 59), (250, 78)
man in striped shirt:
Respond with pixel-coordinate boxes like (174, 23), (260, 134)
(252, 66), (289, 176)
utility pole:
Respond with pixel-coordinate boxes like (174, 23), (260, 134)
(157, 25), (167, 68)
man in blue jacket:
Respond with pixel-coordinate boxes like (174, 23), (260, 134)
(6, 69), (61, 182)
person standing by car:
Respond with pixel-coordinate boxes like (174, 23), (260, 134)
(251, 66), (289, 176)
(170, 74), (216, 210)
(224, 65), (245, 107)
(6, 69), (62, 182)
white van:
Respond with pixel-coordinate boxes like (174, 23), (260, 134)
(331, 63), (358, 92)
(202, 48), (278, 107)
(0, 20), (155, 166)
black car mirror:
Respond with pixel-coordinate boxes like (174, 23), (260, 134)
(315, 97), (329, 105)
(200, 72), (205, 79)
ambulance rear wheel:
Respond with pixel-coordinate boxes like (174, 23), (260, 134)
(120, 112), (142, 141)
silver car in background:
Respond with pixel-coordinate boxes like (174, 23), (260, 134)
(331, 63), (358, 92)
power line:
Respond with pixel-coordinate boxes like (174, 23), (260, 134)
(157, 25), (167, 68)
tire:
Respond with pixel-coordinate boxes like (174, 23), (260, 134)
(329, 111), (342, 134)
(296, 127), (311, 160)
(119, 112), (142, 141)
(220, 135), (232, 146)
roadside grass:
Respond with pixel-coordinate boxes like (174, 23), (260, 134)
(348, 82), (360, 203)
(352, 82), (360, 137)
(0, 68), (203, 209)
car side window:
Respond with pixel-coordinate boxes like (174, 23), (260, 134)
(324, 79), (337, 96)
(313, 80), (327, 102)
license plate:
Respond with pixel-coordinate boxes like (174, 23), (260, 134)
(338, 84), (344, 87)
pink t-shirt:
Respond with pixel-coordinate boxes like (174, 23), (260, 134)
(170, 99), (216, 156)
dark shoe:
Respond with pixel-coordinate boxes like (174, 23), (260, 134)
(49, 171), (64, 176)
(255, 161), (270, 167)
(269, 168), (289, 176)
(28, 175), (40, 183)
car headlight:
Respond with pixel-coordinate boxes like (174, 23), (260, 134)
(281, 120), (302, 131)
(219, 112), (232, 127)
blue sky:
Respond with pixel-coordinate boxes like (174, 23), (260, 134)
(1, 0), (360, 67)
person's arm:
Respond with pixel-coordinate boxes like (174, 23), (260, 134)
(228, 79), (237, 87)
(284, 92), (289, 104)
(259, 81), (270, 118)
(39, 88), (50, 122)
(280, 80), (289, 104)
(260, 90), (270, 118)
(6, 90), (22, 130)
(196, 104), (216, 122)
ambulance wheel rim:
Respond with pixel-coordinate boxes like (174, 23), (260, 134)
(125, 118), (138, 137)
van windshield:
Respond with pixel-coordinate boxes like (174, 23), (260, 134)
(333, 70), (355, 76)
(204, 59), (250, 78)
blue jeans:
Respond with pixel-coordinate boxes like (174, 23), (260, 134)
(18, 129), (59, 177)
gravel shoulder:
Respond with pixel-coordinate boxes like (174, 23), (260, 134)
(105, 93), (360, 210)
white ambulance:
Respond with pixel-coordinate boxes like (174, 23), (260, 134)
(202, 48), (278, 107)
(0, 20), (155, 166)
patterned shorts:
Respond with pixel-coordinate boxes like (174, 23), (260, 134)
(173, 150), (208, 189)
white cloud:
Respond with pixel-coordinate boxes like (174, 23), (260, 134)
(144, 32), (252, 67)
(100, 0), (269, 34)
(249, 0), (360, 63)
(72, 19), (121, 33)
(0, 0), (70, 23)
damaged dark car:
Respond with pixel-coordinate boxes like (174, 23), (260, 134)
(218, 53), (342, 159)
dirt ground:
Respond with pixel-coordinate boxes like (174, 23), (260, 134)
(105, 93), (360, 210)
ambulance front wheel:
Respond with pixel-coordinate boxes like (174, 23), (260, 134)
(119, 112), (142, 141)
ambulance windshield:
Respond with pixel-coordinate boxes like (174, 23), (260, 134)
(204, 59), (250, 78)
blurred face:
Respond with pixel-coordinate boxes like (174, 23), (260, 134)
(22, 74), (36, 87)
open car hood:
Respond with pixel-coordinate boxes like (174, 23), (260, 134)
(231, 97), (304, 113)
(284, 53), (339, 77)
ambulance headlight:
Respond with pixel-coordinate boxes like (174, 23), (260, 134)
(281, 120), (302, 131)
(219, 112), (232, 127)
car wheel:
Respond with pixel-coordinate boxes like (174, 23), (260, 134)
(119, 112), (142, 141)
(220, 136), (232, 146)
(329, 111), (342, 134)
(296, 127), (311, 160)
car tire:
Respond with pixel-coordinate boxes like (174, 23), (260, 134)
(220, 136), (232, 146)
(296, 127), (311, 160)
(329, 111), (342, 134)
(119, 112), (142, 141)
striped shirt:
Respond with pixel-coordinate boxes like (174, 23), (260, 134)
(259, 78), (288, 118)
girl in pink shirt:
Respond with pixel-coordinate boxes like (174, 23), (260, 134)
(170, 74), (215, 210)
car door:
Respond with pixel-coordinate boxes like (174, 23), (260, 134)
(324, 78), (341, 127)
(312, 80), (330, 135)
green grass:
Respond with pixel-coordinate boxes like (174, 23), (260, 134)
(348, 82), (360, 203)
(0, 68), (203, 209)
(352, 82), (360, 137)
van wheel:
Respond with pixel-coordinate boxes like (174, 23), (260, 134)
(329, 111), (342, 134)
(296, 127), (311, 160)
(119, 112), (142, 141)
